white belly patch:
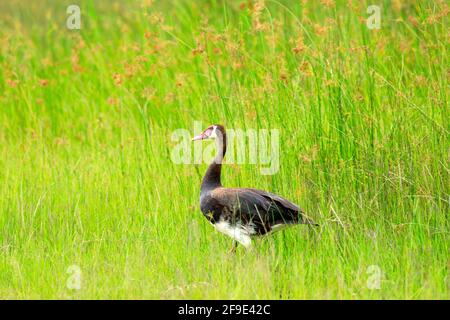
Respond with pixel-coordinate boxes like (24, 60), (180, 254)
(213, 220), (252, 248)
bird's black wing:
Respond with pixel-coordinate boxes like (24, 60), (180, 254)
(242, 188), (318, 225)
(243, 188), (301, 212)
(238, 188), (302, 225)
(210, 188), (313, 235)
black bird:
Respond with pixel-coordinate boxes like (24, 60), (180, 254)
(192, 124), (318, 250)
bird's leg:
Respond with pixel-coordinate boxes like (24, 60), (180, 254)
(228, 241), (238, 254)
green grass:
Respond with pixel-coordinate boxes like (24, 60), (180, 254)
(0, 0), (448, 299)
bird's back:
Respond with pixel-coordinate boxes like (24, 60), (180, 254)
(200, 187), (311, 236)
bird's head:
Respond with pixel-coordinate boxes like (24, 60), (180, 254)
(192, 124), (226, 141)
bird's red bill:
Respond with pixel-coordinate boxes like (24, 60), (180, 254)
(192, 133), (206, 141)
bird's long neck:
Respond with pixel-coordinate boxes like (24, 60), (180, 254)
(201, 133), (227, 192)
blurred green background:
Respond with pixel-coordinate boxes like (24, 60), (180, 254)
(0, 0), (448, 299)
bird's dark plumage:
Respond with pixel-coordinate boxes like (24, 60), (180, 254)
(193, 124), (317, 248)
